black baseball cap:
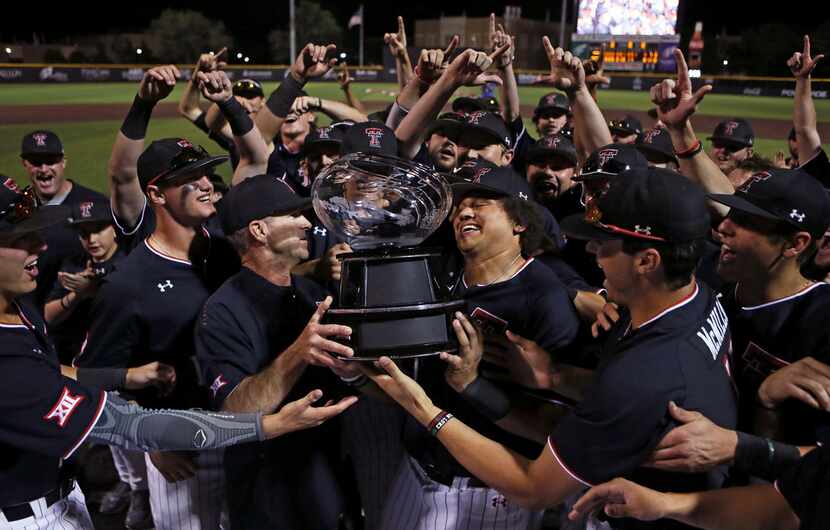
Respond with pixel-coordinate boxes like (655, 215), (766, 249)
(452, 96), (500, 114)
(562, 167), (710, 243)
(608, 115), (643, 137)
(708, 168), (830, 238)
(217, 174), (311, 234)
(0, 178), (70, 237)
(340, 121), (398, 156)
(533, 92), (571, 119)
(458, 111), (513, 150)
(526, 134), (578, 166)
(426, 112), (466, 140)
(576, 143), (649, 181)
(303, 122), (350, 157)
(137, 138), (228, 191)
(451, 159), (532, 202)
(636, 127), (678, 166)
(67, 199), (113, 226)
(708, 118), (754, 148)
(21, 130), (64, 158)
(232, 78), (264, 99)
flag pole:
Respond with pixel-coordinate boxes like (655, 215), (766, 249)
(359, 4), (364, 66)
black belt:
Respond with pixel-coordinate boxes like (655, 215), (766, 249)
(1, 478), (75, 522)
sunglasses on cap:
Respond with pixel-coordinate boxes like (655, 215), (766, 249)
(23, 154), (63, 166)
(147, 144), (212, 188)
(0, 186), (41, 225)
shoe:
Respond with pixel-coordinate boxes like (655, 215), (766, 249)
(125, 490), (154, 530)
(98, 481), (130, 514)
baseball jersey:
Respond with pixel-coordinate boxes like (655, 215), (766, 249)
(775, 444), (830, 530)
(720, 282), (830, 445)
(0, 301), (106, 506)
(549, 282), (737, 530)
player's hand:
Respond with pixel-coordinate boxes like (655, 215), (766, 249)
(148, 451), (197, 483)
(285, 296), (354, 368)
(337, 62), (353, 89)
(263, 389), (358, 439)
(316, 243), (352, 282)
(291, 95), (321, 115)
(125, 361), (177, 396)
(138, 65), (181, 102)
(488, 14), (515, 69)
(540, 37), (585, 93)
(644, 401), (738, 473)
(196, 70), (233, 103)
(291, 43), (337, 82)
(58, 270), (98, 299)
(416, 36), (458, 84)
(649, 49), (712, 130)
(441, 312), (484, 392)
(384, 16), (408, 58)
(364, 357), (435, 421)
(758, 356), (830, 411)
(788, 35), (824, 79)
(442, 44), (509, 88)
(568, 477), (672, 522)
(591, 302), (620, 338)
(193, 47), (227, 74)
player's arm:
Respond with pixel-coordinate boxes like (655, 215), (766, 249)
(109, 65), (180, 228)
(292, 95), (368, 123)
(490, 15), (520, 123)
(568, 478), (799, 530)
(789, 35), (824, 161)
(255, 43), (337, 145)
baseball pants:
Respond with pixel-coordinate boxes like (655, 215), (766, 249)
(0, 482), (93, 530)
(379, 455), (544, 530)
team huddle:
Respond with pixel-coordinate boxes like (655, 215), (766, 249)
(1, 14), (830, 530)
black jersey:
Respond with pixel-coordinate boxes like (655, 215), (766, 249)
(0, 301), (106, 506)
(549, 282), (737, 530)
(721, 282), (830, 445)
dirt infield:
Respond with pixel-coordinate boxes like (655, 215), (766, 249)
(1, 101), (825, 140)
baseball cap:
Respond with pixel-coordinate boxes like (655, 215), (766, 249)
(533, 92), (571, 119)
(561, 167), (710, 243)
(340, 122), (398, 156)
(303, 122), (350, 157)
(526, 134), (578, 167)
(451, 159), (532, 202)
(576, 143), (649, 181)
(137, 138), (228, 191)
(21, 130), (64, 159)
(67, 199), (113, 226)
(232, 78), (264, 99)
(0, 177), (70, 237)
(608, 115), (643, 137)
(425, 112), (466, 141)
(708, 168), (830, 238)
(452, 96), (500, 114)
(458, 111), (513, 150)
(636, 127), (678, 166)
(217, 174), (311, 234)
(707, 118), (754, 148)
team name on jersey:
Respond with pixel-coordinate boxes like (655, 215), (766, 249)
(696, 299), (729, 360)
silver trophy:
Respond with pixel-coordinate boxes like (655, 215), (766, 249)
(313, 153), (464, 360)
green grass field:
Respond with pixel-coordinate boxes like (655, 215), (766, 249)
(1, 82), (825, 193)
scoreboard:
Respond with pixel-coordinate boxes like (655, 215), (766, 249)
(571, 34), (680, 73)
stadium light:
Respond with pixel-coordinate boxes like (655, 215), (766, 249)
(244, 56), (250, 63)
(136, 48), (143, 55)
(237, 52), (243, 59)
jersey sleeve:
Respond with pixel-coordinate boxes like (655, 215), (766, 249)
(775, 446), (829, 526)
(74, 278), (142, 368)
(194, 300), (257, 410)
(0, 353), (107, 459)
(548, 350), (685, 485)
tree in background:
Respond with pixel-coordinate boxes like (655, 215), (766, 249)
(147, 9), (233, 64)
(268, 0), (342, 63)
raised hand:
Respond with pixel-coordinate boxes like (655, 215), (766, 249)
(649, 49), (712, 130)
(416, 35), (459, 84)
(440, 312), (484, 392)
(384, 16), (408, 58)
(443, 42), (510, 87)
(788, 35), (824, 79)
(138, 64), (181, 102)
(194, 47), (227, 74)
(540, 37), (585, 93)
(196, 70), (233, 103)
(285, 296), (354, 368)
(291, 43), (338, 81)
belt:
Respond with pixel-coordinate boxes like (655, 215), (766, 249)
(1, 478), (75, 522)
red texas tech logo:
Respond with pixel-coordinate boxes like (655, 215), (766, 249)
(738, 171), (772, 193)
(32, 133), (48, 146)
(597, 148), (619, 166)
(364, 127), (384, 148)
(723, 121), (739, 136)
(43, 387), (85, 428)
(79, 201), (94, 219)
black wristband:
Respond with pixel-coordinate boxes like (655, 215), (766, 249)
(120, 95), (157, 140)
(217, 97), (254, 136)
(266, 74), (305, 118)
(76, 367), (128, 391)
(460, 377), (511, 421)
(734, 431), (801, 481)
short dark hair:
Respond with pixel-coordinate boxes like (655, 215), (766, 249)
(500, 197), (556, 257)
(621, 238), (706, 290)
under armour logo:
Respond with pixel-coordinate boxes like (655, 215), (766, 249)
(467, 111), (486, 125)
(643, 128), (661, 144)
(157, 280), (174, 293)
(32, 133), (48, 146)
(491, 496), (508, 507)
(518, 192), (528, 200)
(364, 127), (384, 148)
(43, 387), (85, 428)
(738, 171), (772, 192)
(723, 121), (739, 136)
(79, 201), (93, 218)
(210, 374), (228, 397)
(313, 226), (327, 237)
(634, 225), (652, 236)
(597, 148), (619, 166)
(790, 209), (806, 223)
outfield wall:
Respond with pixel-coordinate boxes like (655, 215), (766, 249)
(0, 63), (827, 99)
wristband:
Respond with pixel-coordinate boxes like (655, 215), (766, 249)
(120, 95), (157, 140)
(266, 74), (305, 118)
(428, 410), (454, 437)
(460, 377), (511, 421)
(217, 97), (254, 136)
(76, 368), (128, 391)
(675, 139), (703, 159)
(734, 431), (801, 481)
